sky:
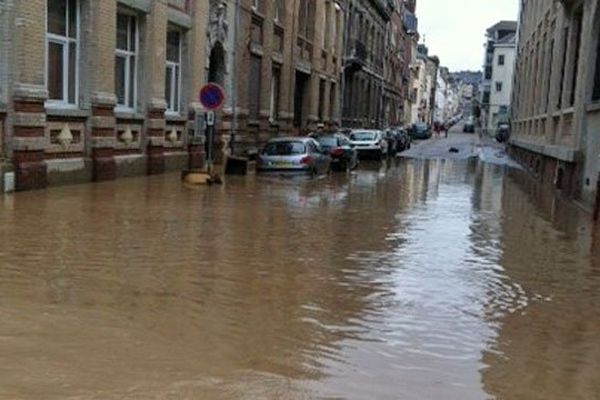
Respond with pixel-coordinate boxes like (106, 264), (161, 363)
(416, 0), (519, 72)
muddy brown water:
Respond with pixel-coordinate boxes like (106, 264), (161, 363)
(0, 159), (599, 400)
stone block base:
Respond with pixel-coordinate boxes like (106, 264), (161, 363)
(147, 146), (165, 175)
(14, 151), (47, 191)
(92, 148), (117, 182)
(188, 145), (205, 170)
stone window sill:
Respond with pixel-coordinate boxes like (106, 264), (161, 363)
(165, 113), (187, 122)
(46, 106), (90, 118)
(115, 110), (145, 120)
(586, 102), (600, 113)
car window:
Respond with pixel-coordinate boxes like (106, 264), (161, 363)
(317, 137), (338, 147)
(350, 132), (376, 141)
(263, 141), (306, 156)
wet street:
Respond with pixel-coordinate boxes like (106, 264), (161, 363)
(1, 134), (600, 400)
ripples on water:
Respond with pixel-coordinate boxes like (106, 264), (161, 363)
(0, 159), (599, 400)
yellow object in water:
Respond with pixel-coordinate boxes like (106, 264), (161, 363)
(182, 171), (211, 185)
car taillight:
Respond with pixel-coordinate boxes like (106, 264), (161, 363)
(330, 148), (344, 157)
(300, 156), (313, 165)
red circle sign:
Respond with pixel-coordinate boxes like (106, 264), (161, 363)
(199, 83), (225, 111)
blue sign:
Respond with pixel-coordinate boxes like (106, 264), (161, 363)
(199, 83), (225, 111)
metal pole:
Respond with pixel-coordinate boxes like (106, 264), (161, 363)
(207, 124), (214, 174)
(230, 0), (240, 155)
(340, 1), (351, 129)
(594, 176), (600, 222)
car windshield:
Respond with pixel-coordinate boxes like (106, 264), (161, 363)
(350, 132), (376, 141)
(263, 141), (306, 156)
(317, 137), (338, 147)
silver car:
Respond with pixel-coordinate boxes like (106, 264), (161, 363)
(257, 137), (331, 176)
(349, 130), (388, 160)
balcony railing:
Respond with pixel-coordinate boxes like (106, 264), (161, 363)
(297, 36), (313, 62)
(344, 39), (367, 71)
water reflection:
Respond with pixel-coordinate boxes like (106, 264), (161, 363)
(0, 159), (598, 399)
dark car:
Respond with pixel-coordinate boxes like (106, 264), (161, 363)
(410, 123), (430, 140)
(316, 133), (359, 171)
(384, 129), (399, 156)
(495, 123), (510, 143)
(463, 123), (476, 133)
(395, 127), (411, 151)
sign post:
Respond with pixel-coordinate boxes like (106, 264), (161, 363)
(198, 83), (225, 173)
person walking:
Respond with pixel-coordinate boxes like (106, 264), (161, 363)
(444, 122), (449, 138)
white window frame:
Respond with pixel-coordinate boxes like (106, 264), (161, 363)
(115, 12), (139, 112)
(273, 0), (281, 23)
(45, 0), (80, 108)
(166, 29), (182, 115)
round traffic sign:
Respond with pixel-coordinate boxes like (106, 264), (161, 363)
(199, 83), (225, 111)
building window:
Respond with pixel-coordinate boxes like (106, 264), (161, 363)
(248, 55), (262, 119)
(46, 0), (79, 105)
(270, 64), (281, 121)
(570, 8), (583, 106)
(251, 16), (263, 44)
(115, 13), (138, 110)
(592, 28), (600, 101)
(298, 0), (315, 40)
(332, 7), (341, 54)
(273, 0), (282, 24)
(498, 54), (505, 66)
(322, 2), (330, 49)
(496, 82), (502, 92)
(558, 27), (569, 109)
(165, 29), (182, 114)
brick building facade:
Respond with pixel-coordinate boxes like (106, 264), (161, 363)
(510, 0), (600, 211)
(0, 0), (210, 190)
(224, 0), (345, 156)
(341, 0), (392, 128)
(0, 0), (346, 190)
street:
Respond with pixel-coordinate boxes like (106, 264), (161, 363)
(0, 140), (599, 400)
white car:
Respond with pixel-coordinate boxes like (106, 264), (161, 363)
(349, 130), (388, 160)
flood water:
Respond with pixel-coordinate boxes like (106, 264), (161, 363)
(0, 159), (599, 400)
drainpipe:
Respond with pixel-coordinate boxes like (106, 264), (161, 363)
(230, 0), (240, 155)
(594, 175), (600, 222)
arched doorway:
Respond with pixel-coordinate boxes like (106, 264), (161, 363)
(208, 42), (225, 86)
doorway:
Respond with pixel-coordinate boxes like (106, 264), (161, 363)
(294, 71), (310, 130)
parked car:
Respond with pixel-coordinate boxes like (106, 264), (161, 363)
(257, 137), (331, 176)
(463, 122), (476, 133)
(349, 130), (388, 160)
(410, 123), (431, 140)
(495, 123), (510, 143)
(315, 133), (359, 171)
(384, 129), (400, 156)
(395, 127), (411, 151)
